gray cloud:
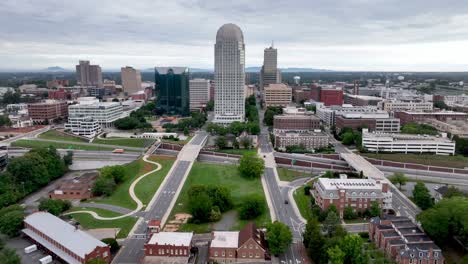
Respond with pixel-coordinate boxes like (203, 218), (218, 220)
(1, 0), (468, 70)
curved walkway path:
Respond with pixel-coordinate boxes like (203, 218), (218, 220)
(64, 155), (161, 220)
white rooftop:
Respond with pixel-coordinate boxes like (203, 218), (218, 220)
(148, 232), (193, 247)
(318, 178), (382, 190)
(23, 212), (107, 259)
(211, 231), (239, 248)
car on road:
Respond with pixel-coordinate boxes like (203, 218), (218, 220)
(284, 200), (289, 204)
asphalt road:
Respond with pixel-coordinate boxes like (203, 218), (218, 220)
(113, 133), (206, 264)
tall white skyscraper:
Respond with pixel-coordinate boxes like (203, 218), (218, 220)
(214, 23), (245, 124)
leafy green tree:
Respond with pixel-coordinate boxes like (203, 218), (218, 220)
(263, 106), (283, 126)
(2, 90), (21, 104)
(228, 121), (245, 136)
(304, 186), (311, 195)
(401, 123), (438, 135)
(341, 234), (368, 264)
(323, 211), (340, 237)
(327, 245), (345, 264)
(215, 136), (227, 149)
(343, 206), (357, 220)
(100, 165), (126, 184)
(206, 186), (233, 212)
(183, 127), (189, 136)
(239, 195), (266, 220)
(0, 115), (11, 127)
(444, 186), (466, 198)
(0, 247), (21, 264)
(101, 238), (120, 254)
(188, 192), (213, 223)
(266, 221), (293, 256)
(232, 139), (240, 149)
(0, 205), (24, 237)
(86, 258), (107, 264)
(247, 122), (260, 135)
(63, 151), (73, 166)
(413, 181), (434, 210)
(238, 153), (265, 179)
(303, 217), (325, 263)
(341, 132), (355, 145)
(389, 173), (408, 190)
(369, 201), (381, 217)
(239, 136), (252, 149)
(114, 117), (140, 130)
(38, 199), (71, 216)
(92, 176), (116, 196)
(206, 100), (214, 111)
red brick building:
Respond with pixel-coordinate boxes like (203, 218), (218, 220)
(28, 100), (68, 123)
(394, 111), (467, 125)
(22, 212), (110, 264)
(369, 216), (444, 264)
(313, 177), (392, 218)
(48, 88), (73, 100)
(335, 115), (400, 133)
(273, 114), (320, 133)
(320, 87), (343, 106)
(144, 232), (193, 263)
(48, 172), (97, 200)
(209, 222), (270, 263)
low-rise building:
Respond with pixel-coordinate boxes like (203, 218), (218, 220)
(335, 114), (400, 133)
(48, 172), (98, 200)
(362, 129), (455, 155)
(313, 176), (392, 218)
(273, 114), (320, 133)
(28, 100), (68, 123)
(47, 79), (69, 89)
(344, 94), (383, 106)
(209, 222), (270, 263)
(67, 97), (124, 128)
(395, 111), (467, 125)
(264, 83), (292, 107)
(65, 116), (101, 138)
(379, 100), (433, 113)
(369, 216), (444, 264)
(419, 118), (468, 138)
(274, 131), (329, 151)
(22, 212), (111, 264)
(320, 86), (343, 106)
(316, 104), (385, 127)
(144, 232), (193, 263)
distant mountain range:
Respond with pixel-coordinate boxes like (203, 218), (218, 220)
(42, 66), (70, 72)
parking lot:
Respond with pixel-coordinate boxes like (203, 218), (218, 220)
(6, 236), (61, 264)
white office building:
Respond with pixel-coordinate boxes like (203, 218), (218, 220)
(65, 116), (101, 138)
(189, 78), (210, 111)
(213, 23), (245, 124)
(67, 97), (124, 130)
(362, 129), (455, 155)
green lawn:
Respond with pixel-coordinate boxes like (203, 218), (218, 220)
(161, 135), (193, 145)
(170, 162), (271, 233)
(66, 207), (137, 239)
(38, 130), (87, 142)
(361, 153), (468, 169)
(94, 158), (158, 209)
(12, 139), (117, 151)
(135, 156), (175, 207)
(93, 137), (155, 148)
(215, 148), (258, 156)
(277, 167), (314, 182)
(293, 185), (313, 220)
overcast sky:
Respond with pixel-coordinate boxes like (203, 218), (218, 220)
(2, 0), (468, 71)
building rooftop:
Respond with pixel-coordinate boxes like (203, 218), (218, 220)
(317, 178), (383, 191)
(400, 111), (467, 116)
(211, 231), (239, 248)
(23, 212), (107, 259)
(265, 83), (291, 90)
(147, 232), (193, 247)
(154, 67), (189, 74)
(363, 131), (453, 143)
(216, 23), (244, 42)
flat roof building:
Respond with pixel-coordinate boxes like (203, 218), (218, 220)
(274, 131), (329, 151)
(320, 86), (343, 106)
(379, 100), (433, 113)
(67, 97), (123, 128)
(313, 176), (392, 218)
(121, 66), (142, 95)
(22, 212), (110, 264)
(144, 232), (193, 263)
(335, 114), (400, 133)
(189, 78), (210, 111)
(273, 114), (320, 133)
(362, 129), (455, 155)
(155, 67), (190, 116)
(395, 111), (467, 125)
(344, 94), (383, 106)
(264, 83), (292, 107)
(28, 100), (68, 123)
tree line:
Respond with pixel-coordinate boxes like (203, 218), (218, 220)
(0, 146), (69, 208)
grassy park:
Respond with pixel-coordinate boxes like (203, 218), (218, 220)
(361, 153), (468, 169)
(277, 167), (314, 182)
(215, 148), (258, 156)
(293, 184), (313, 220)
(170, 162), (271, 233)
(66, 208), (137, 239)
(12, 139), (117, 151)
(94, 156), (174, 209)
(38, 130), (87, 142)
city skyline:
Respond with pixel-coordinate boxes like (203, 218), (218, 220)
(2, 0), (468, 71)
